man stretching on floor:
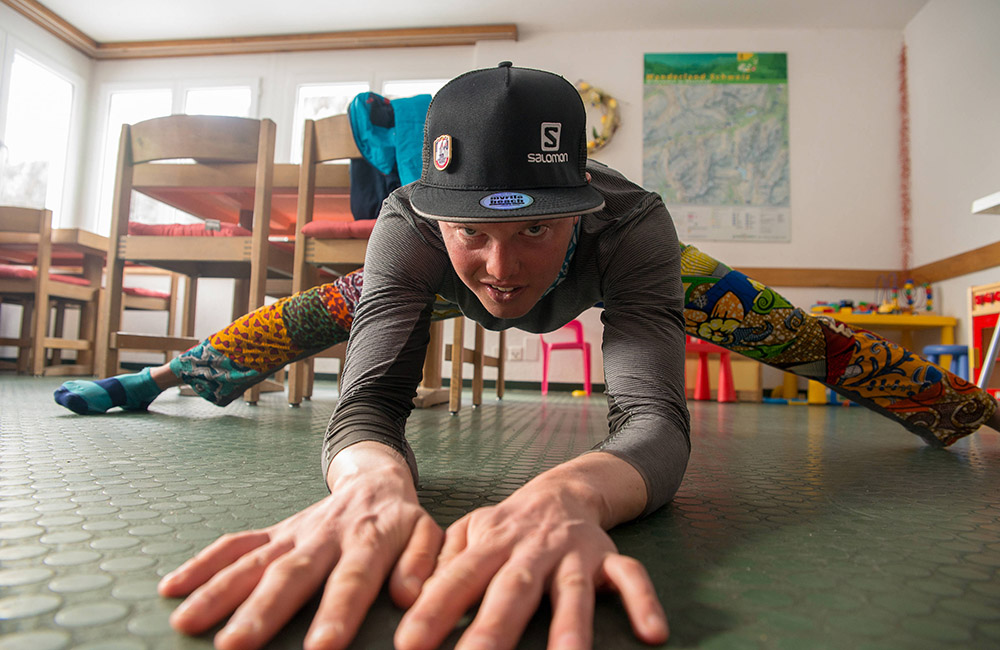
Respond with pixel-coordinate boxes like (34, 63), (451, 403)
(56, 64), (998, 650)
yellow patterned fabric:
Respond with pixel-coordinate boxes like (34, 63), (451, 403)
(678, 244), (995, 445)
(209, 297), (296, 372)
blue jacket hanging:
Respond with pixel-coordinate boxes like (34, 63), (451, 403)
(347, 92), (431, 186)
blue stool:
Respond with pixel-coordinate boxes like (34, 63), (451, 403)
(922, 344), (969, 381)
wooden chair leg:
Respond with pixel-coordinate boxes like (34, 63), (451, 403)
(76, 299), (97, 373)
(288, 360), (306, 406)
(31, 298), (51, 376)
(50, 301), (66, 367)
(98, 263), (127, 377)
(496, 330), (506, 400)
(472, 324), (484, 407)
(77, 253), (102, 373)
(306, 359), (316, 398)
(16, 300), (34, 374)
(449, 318), (465, 413)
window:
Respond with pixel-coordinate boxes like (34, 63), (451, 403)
(184, 86), (252, 117)
(95, 88), (172, 234)
(380, 78), (448, 100)
(290, 82), (369, 163)
(1, 51), (74, 225)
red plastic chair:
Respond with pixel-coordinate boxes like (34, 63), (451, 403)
(540, 319), (592, 396)
(685, 336), (737, 402)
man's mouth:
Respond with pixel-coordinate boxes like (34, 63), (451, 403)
(485, 284), (524, 302)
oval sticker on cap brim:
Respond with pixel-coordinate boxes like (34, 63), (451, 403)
(480, 192), (534, 210)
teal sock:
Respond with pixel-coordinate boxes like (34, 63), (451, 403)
(54, 368), (164, 415)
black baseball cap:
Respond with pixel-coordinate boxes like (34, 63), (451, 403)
(410, 62), (605, 223)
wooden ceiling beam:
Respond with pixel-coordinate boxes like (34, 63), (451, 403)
(91, 24), (518, 60)
(3, 0), (98, 57)
(2, 0), (516, 60)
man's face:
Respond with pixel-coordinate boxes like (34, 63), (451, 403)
(440, 216), (578, 319)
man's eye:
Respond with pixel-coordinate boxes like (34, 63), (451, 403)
(524, 225), (546, 236)
(461, 227), (478, 236)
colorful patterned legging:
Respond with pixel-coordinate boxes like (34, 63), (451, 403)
(171, 244), (996, 447)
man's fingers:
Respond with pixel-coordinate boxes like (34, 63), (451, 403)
(436, 515), (469, 566)
(167, 539), (293, 636)
(158, 530), (272, 597)
(389, 514), (445, 607)
(546, 555), (595, 650)
(455, 556), (552, 650)
(305, 543), (399, 650)
(395, 550), (505, 650)
(212, 541), (341, 650)
(601, 554), (669, 644)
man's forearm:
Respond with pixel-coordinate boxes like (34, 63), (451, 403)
(519, 451), (648, 529)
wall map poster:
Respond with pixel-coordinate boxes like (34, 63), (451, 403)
(643, 53), (790, 242)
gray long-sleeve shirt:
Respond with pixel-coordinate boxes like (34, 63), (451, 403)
(323, 162), (690, 516)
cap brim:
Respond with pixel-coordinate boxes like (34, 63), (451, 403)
(410, 183), (605, 223)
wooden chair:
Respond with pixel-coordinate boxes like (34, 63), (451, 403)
(445, 317), (506, 413)
(39, 268), (186, 371)
(0, 207), (100, 375)
(97, 115), (287, 406)
(286, 114), (365, 405)
(285, 113), (493, 410)
(119, 267), (191, 362)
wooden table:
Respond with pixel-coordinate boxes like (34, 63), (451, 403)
(0, 227), (107, 267)
(1, 228), (108, 375)
(130, 163), (450, 407)
(132, 162), (353, 237)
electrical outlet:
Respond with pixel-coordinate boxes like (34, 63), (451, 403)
(523, 338), (539, 362)
(508, 346), (523, 361)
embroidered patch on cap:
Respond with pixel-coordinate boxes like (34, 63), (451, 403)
(480, 192), (534, 210)
(433, 135), (452, 171)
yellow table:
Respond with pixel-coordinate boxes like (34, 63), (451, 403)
(828, 312), (957, 348)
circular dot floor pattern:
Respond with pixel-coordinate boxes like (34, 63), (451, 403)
(1, 375), (998, 649)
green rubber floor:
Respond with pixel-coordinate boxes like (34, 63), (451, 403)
(1, 375), (999, 649)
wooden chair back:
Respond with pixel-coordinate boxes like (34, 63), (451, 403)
(128, 115), (264, 164)
(0, 206), (54, 316)
(97, 114), (277, 379)
(293, 113), (361, 265)
(0, 206), (99, 375)
(287, 114), (363, 405)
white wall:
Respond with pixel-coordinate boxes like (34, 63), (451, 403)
(469, 27), (906, 387)
(904, 0), (1000, 343)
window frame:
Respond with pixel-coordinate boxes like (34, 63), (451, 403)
(0, 35), (84, 228)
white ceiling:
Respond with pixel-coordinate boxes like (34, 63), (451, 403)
(38, 0), (931, 43)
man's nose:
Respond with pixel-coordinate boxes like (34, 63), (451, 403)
(484, 240), (519, 280)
